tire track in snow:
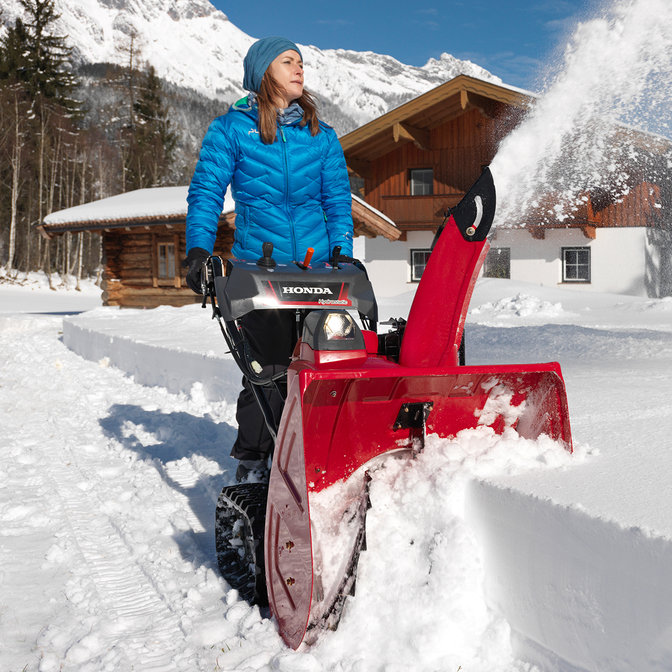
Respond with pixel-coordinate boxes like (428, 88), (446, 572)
(44, 456), (186, 671)
(0, 316), (228, 671)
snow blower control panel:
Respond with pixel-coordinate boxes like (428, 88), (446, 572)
(205, 245), (378, 325)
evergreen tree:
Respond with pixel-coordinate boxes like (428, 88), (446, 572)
(0, 0), (93, 276)
(126, 65), (178, 189)
(4, 0), (83, 116)
(0, 18), (31, 85)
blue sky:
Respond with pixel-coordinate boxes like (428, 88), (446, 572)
(213, 0), (600, 90)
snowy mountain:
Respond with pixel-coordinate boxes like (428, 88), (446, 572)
(0, 0), (501, 131)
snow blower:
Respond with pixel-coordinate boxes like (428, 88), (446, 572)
(201, 167), (572, 649)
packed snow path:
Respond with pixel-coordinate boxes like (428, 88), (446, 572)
(2, 308), (547, 672)
(0, 314), (271, 671)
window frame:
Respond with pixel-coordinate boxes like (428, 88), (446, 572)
(410, 248), (432, 282)
(157, 241), (176, 280)
(562, 246), (591, 283)
(483, 247), (511, 279)
(409, 168), (433, 196)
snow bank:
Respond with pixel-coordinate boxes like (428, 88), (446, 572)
(468, 482), (672, 671)
(470, 293), (569, 322)
(63, 304), (242, 402)
(0, 270), (102, 314)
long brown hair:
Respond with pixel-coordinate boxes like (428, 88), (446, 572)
(257, 71), (320, 144)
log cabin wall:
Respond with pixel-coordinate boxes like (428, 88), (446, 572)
(101, 223), (234, 308)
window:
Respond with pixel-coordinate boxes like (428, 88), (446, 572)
(158, 242), (176, 279)
(410, 248), (432, 282)
(562, 247), (591, 283)
(410, 168), (433, 196)
(484, 247), (511, 279)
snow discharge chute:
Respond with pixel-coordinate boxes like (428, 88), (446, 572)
(201, 167), (573, 649)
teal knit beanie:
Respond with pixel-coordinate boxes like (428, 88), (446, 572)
(243, 37), (302, 92)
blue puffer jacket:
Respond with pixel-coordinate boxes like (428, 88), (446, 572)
(186, 98), (353, 263)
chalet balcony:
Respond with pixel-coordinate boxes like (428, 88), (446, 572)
(381, 194), (464, 230)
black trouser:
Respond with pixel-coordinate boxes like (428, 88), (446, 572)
(230, 309), (298, 462)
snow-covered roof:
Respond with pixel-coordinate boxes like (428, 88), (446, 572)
(41, 186), (235, 228)
(352, 193), (395, 226)
(39, 185), (400, 240)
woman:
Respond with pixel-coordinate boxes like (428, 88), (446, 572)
(184, 36), (354, 480)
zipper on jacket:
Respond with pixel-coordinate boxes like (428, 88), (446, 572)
(279, 126), (298, 260)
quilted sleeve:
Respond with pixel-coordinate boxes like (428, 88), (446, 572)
(320, 128), (354, 257)
(186, 116), (237, 254)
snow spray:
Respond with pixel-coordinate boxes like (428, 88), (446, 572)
(490, 0), (672, 227)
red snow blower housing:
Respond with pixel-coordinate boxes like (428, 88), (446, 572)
(201, 168), (572, 649)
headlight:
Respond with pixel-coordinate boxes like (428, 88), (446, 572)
(322, 312), (355, 340)
(302, 310), (365, 351)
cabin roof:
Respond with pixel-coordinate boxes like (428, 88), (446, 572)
(39, 186), (231, 233)
(340, 74), (533, 166)
(38, 185), (400, 241)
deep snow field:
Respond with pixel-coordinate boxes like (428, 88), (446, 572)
(1, 271), (672, 672)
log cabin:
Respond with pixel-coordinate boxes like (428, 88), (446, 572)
(341, 74), (672, 298)
(37, 187), (400, 308)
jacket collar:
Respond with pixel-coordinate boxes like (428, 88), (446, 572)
(233, 94), (304, 126)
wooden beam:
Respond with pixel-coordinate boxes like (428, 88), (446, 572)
(461, 89), (469, 110)
(35, 225), (54, 240)
(529, 226), (546, 240)
(581, 225), (597, 239)
(351, 199), (400, 241)
(346, 157), (372, 179)
(392, 122), (431, 150)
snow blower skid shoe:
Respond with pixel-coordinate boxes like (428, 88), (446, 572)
(202, 167), (573, 650)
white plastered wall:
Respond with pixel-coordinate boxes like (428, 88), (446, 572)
(358, 231), (435, 299)
(357, 226), (652, 300)
(491, 227), (649, 297)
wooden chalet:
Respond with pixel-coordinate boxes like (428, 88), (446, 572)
(341, 74), (529, 231)
(340, 74), (671, 298)
(38, 186), (400, 308)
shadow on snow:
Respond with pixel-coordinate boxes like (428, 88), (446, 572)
(100, 403), (238, 573)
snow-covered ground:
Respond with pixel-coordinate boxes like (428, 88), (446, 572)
(1, 273), (672, 671)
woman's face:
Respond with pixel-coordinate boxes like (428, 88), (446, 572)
(267, 50), (304, 107)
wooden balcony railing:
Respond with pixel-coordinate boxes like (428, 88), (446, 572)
(380, 194), (464, 229)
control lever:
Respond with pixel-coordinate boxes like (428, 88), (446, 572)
(297, 247), (314, 270)
(330, 245), (358, 269)
(330, 245), (342, 268)
(257, 241), (276, 268)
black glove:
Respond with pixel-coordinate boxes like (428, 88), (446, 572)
(183, 247), (210, 294)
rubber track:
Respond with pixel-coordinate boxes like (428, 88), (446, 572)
(215, 482), (269, 606)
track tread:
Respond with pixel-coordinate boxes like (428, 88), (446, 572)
(215, 482), (268, 606)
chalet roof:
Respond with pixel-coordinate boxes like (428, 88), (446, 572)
(38, 185), (400, 241)
(340, 74), (533, 169)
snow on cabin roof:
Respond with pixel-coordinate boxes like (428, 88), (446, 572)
(352, 193), (394, 226)
(39, 185), (400, 240)
(42, 186), (235, 227)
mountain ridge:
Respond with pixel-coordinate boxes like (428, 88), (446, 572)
(0, 0), (501, 133)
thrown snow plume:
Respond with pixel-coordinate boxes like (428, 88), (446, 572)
(490, 0), (672, 228)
